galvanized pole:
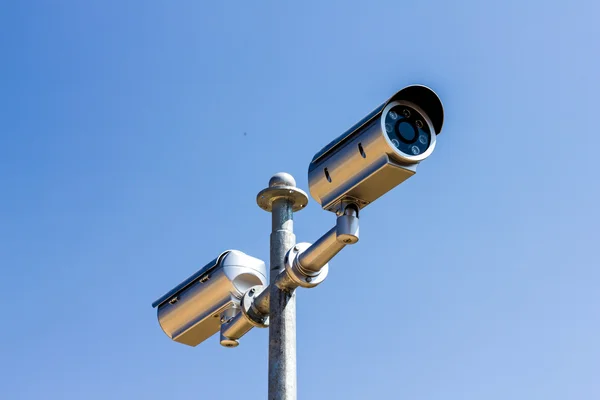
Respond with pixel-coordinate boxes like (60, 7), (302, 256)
(257, 173), (308, 400)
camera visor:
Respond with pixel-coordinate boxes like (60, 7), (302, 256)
(384, 105), (431, 156)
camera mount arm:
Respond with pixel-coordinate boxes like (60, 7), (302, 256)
(298, 205), (359, 272)
(282, 204), (359, 288)
(219, 205), (360, 346)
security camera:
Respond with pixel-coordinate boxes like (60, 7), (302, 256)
(152, 250), (267, 347)
(308, 85), (444, 214)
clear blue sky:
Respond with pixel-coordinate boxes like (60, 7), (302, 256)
(1, 1), (599, 399)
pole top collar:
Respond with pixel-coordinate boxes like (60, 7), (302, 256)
(257, 172), (308, 212)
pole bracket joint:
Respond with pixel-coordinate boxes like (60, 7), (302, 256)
(241, 285), (270, 328)
(283, 243), (329, 289)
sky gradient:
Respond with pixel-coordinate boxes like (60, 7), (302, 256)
(1, 1), (599, 399)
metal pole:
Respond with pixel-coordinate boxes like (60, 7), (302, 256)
(257, 173), (308, 400)
(269, 197), (296, 400)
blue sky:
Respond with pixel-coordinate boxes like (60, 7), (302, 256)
(1, 1), (599, 399)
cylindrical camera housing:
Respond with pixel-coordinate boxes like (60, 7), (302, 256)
(152, 250), (267, 347)
(308, 85), (444, 214)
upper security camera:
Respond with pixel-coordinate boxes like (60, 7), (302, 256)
(308, 85), (444, 214)
(152, 250), (267, 347)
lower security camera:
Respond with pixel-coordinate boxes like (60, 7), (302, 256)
(308, 85), (444, 214)
(152, 250), (267, 347)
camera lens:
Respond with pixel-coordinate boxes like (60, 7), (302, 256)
(397, 121), (417, 143)
(385, 105), (432, 157)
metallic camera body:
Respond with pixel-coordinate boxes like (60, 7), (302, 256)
(308, 85), (444, 214)
(152, 250), (267, 347)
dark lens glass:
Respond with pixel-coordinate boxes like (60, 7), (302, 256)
(397, 121), (417, 143)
